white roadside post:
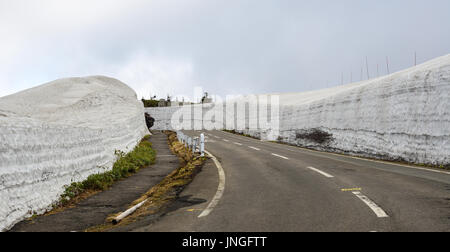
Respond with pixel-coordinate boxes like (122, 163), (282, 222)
(195, 138), (199, 154)
(177, 132), (205, 156)
(193, 138), (197, 154)
(200, 133), (205, 157)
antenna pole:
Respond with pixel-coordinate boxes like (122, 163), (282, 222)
(415, 52), (417, 66)
(366, 56), (370, 80)
(386, 56), (390, 74)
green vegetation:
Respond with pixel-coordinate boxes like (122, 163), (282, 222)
(85, 131), (208, 232)
(141, 98), (159, 107)
(58, 136), (156, 206)
(439, 164), (450, 170)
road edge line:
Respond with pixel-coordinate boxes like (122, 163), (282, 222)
(219, 130), (450, 175)
(352, 191), (389, 218)
(198, 150), (226, 218)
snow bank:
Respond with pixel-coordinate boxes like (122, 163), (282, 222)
(271, 54), (450, 165)
(147, 54), (450, 165)
(0, 76), (149, 231)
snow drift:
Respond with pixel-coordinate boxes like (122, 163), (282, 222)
(147, 54), (450, 166)
(0, 76), (149, 231)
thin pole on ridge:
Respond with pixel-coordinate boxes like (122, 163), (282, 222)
(365, 56), (370, 80)
(386, 56), (390, 74)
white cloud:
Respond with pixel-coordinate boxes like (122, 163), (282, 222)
(112, 52), (196, 100)
(1, 0), (450, 98)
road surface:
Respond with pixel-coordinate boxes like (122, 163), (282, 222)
(135, 130), (450, 232)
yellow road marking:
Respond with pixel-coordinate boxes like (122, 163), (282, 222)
(186, 209), (203, 212)
(341, 188), (362, 192)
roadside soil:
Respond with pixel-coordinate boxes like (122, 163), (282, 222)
(87, 131), (208, 232)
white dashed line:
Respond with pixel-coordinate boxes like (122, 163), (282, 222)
(352, 191), (389, 218)
(248, 146), (261, 151)
(271, 153), (289, 160)
(223, 139), (230, 142)
(307, 166), (334, 178)
(234, 142), (243, 146)
(278, 143), (450, 175)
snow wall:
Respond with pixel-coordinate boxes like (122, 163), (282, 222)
(147, 54), (450, 166)
(0, 76), (149, 231)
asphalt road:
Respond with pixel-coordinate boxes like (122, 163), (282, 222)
(135, 130), (450, 232)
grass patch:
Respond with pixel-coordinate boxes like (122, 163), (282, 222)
(54, 135), (156, 209)
(86, 131), (207, 232)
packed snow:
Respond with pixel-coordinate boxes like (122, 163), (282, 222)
(147, 54), (450, 166)
(0, 76), (149, 231)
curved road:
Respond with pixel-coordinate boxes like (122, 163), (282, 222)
(135, 130), (450, 232)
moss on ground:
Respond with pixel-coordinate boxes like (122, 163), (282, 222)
(50, 135), (156, 212)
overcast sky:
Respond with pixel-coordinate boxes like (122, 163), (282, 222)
(1, 0), (449, 100)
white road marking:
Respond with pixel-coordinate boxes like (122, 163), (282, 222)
(278, 144), (450, 175)
(214, 136), (220, 139)
(307, 166), (334, 178)
(234, 142), (243, 146)
(352, 191), (389, 218)
(113, 199), (149, 224)
(271, 153), (289, 160)
(348, 157), (450, 175)
(223, 139), (230, 142)
(221, 130), (450, 175)
(199, 150), (226, 218)
(248, 146), (261, 151)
